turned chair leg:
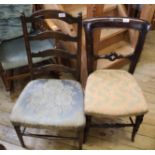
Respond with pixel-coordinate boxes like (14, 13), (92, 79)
(83, 115), (92, 144)
(131, 115), (144, 142)
(12, 124), (26, 148)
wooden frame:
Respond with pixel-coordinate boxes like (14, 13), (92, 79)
(83, 17), (150, 143)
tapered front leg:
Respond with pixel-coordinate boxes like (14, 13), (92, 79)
(12, 124), (26, 148)
(131, 115), (144, 142)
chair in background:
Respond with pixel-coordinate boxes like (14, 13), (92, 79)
(83, 17), (150, 142)
(10, 10), (85, 149)
(0, 5), (55, 91)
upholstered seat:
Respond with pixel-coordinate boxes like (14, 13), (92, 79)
(85, 69), (148, 117)
(11, 79), (85, 129)
(0, 37), (54, 70)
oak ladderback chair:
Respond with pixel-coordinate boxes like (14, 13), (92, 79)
(10, 10), (85, 149)
(83, 17), (150, 142)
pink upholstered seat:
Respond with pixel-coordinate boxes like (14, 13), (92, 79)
(85, 69), (148, 117)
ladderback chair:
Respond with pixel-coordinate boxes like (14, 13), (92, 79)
(83, 17), (150, 142)
(10, 10), (85, 149)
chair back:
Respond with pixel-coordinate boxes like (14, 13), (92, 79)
(83, 17), (150, 74)
(21, 9), (82, 81)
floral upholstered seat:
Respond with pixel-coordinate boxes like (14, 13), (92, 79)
(85, 69), (148, 117)
(10, 79), (85, 129)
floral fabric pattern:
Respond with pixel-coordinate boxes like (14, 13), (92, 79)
(11, 79), (85, 129)
(85, 69), (148, 117)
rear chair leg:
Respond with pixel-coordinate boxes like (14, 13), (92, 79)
(1, 73), (10, 91)
(0, 64), (14, 91)
(0, 70), (14, 92)
(131, 115), (144, 142)
(12, 124), (26, 148)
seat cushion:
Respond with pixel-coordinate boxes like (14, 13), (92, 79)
(85, 70), (148, 117)
(0, 37), (55, 70)
(10, 79), (85, 129)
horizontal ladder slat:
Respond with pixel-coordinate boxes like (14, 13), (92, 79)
(29, 31), (77, 42)
(33, 64), (76, 75)
(32, 49), (76, 59)
(25, 9), (79, 24)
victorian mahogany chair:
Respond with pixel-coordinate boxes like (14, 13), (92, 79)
(83, 17), (150, 142)
(10, 10), (85, 149)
